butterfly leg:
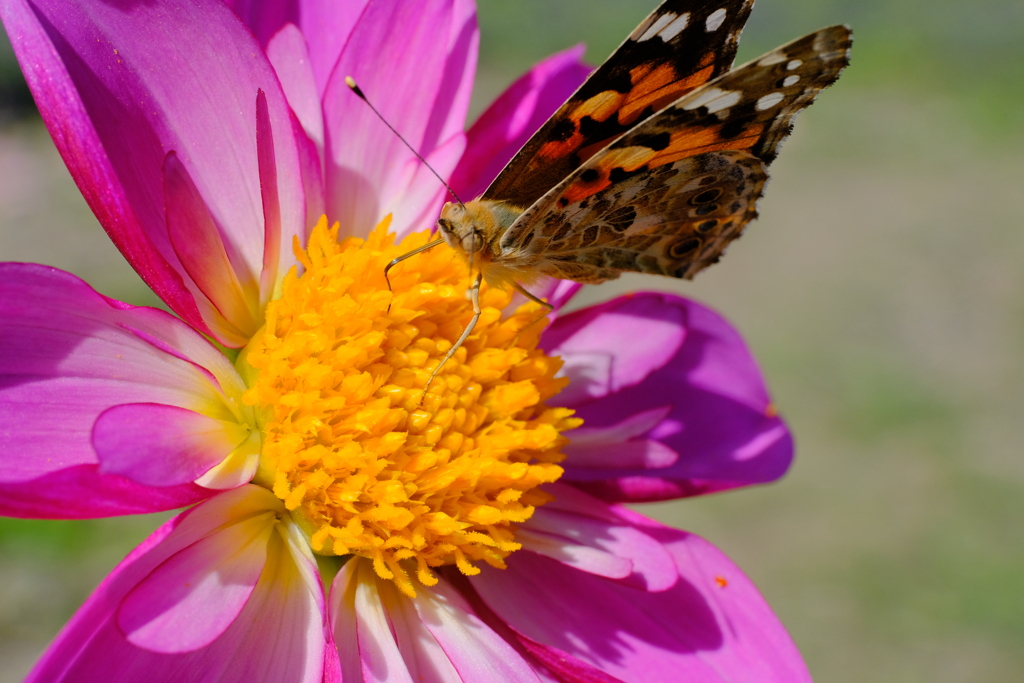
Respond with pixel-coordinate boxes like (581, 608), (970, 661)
(512, 281), (556, 344)
(425, 271), (484, 392)
(384, 237), (445, 313)
(512, 282), (554, 311)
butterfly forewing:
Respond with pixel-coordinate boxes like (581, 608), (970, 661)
(482, 0), (756, 209)
(495, 25), (851, 283)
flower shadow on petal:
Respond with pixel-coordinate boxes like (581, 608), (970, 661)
(549, 293), (793, 501)
(471, 549), (721, 666)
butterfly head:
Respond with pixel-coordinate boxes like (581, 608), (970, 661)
(437, 201), (488, 255)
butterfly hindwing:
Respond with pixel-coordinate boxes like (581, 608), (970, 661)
(482, 0), (756, 209)
(499, 150), (766, 283)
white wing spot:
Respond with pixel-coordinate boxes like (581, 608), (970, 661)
(633, 13), (658, 38)
(705, 9), (727, 32)
(683, 87), (742, 113)
(638, 12), (675, 41)
(786, 59), (803, 70)
(658, 13), (690, 40)
(782, 75), (800, 87)
(755, 92), (785, 111)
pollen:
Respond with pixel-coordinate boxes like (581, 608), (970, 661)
(240, 216), (580, 596)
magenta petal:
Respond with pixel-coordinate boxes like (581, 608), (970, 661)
(322, 0), (478, 238)
(265, 23), (324, 149)
(26, 487), (327, 683)
(0, 466), (208, 520)
(521, 484), (677, 592)
(93, 403), (248, 487)
(2, 0), (305, 342)
(163, 150), (259, 344)
(0, 263), (243, 517)
(117, 509), (273, 653)
(472, 513), (810, 683)
(227, 0), (371, 98)
(548, 293), (793, 502)
(414, 577), (542, 682)
(451, 45), (591, 201)
(542, 294), (687, 406)
(564, 407), (679, 470)
(331, 558), (541, 683)
(516, 635), (626, 683)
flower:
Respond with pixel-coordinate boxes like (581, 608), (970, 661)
(0, 1), (805, 681)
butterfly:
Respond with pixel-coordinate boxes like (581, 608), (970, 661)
(387, 0), (851, 386)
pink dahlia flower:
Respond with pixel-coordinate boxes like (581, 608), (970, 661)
(0, 1), (804, 681)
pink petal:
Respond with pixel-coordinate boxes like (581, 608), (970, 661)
(516, 635), (626, 683)
(0, 466), (208, 520)
(291, 106), (327, 239)
(451, 45), (591, 201)
(163, 150), (260, 345)
(0, 264), (243, 517)
(26, 486), (327, 683)
(322, 0), (478, 239)
(548, 294), (793, 502)
(93, 403), (250, 487)
(227, 0), (371, 98)
(265, 23), (324, 150)
(331, 558), (540, 682)
(413, 576), (541, 682)
(118, 508), (275, 652)
(542, 294), (687, 407)
(564, 407), (679, 470)
(332, 560), (422, 683)
(472, 511), (811, 683)
(515, 529), (633, 581)
(520, 484), (677, 592)
(1, 0), (305, 344)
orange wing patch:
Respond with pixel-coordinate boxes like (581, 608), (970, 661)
(618, 52), (715, 127)
(558, 122), (764, 206)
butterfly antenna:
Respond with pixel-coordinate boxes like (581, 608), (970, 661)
(345, 76), (464, 206)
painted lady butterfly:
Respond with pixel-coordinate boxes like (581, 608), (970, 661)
(414, 0), (850, 383)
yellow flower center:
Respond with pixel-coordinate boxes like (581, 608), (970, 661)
(239, 216), (580, 596)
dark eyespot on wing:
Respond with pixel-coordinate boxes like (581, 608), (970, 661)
(670, 237), (701, 258)
(691, 188), (723, 204)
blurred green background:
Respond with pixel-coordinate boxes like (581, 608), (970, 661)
(2, 1), (1023, 681)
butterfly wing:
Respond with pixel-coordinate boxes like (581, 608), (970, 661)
(497, 150), (766, 283)
(482, 0), (756, 209)
(497, 25), (852, 283)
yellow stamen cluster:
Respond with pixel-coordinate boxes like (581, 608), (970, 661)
(240, 216), (580, 596)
